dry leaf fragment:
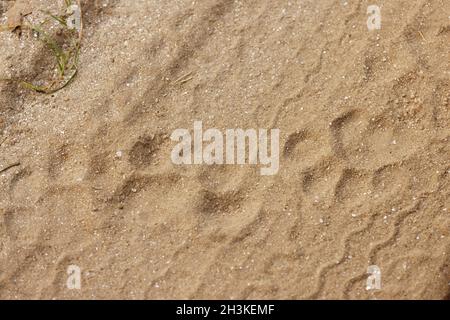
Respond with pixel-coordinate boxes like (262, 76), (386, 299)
(6, 0), (32, 33)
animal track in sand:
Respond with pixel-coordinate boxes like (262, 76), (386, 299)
(129, 134), (168, 168)
(329, 109), (361, 158)
(283, 130), (308, 158)
(334, 168), (372, 204)
(197, 190), (244, 216)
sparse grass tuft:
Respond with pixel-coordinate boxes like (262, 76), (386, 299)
(0, 0), (83, 94)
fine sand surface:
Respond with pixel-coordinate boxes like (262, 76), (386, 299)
(0, 0), (449, 299)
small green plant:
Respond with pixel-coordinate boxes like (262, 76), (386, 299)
(0, 0), (83, 94)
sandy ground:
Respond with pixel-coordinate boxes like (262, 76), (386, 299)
(0, 0), (449, 299)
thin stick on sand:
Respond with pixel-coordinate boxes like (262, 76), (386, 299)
(173, 71), (193, 85)
(418, 31), (426, 41)
(0, 162), (20, 174)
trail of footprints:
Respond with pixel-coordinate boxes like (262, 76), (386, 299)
(2, 0), (449, 298)
(1, 103), (439, 298)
